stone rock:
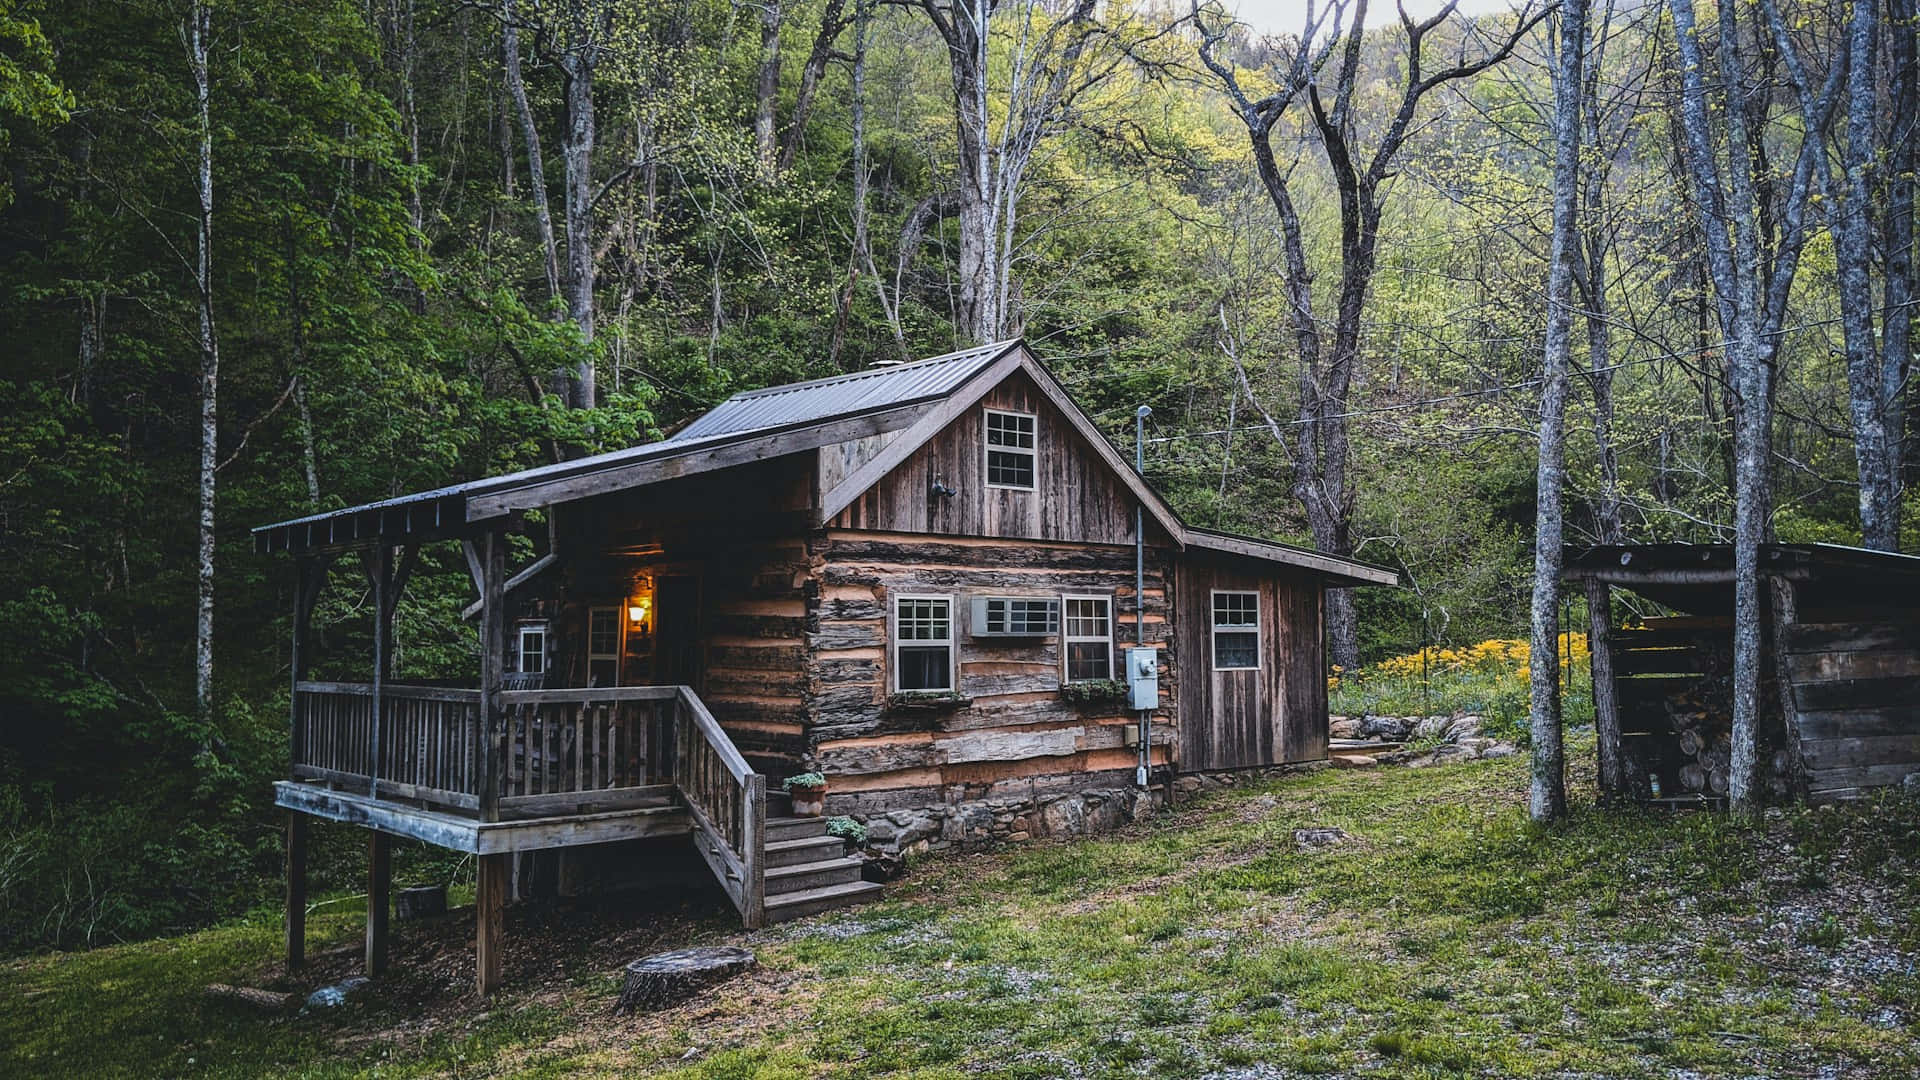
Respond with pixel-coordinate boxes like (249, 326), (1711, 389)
(1404, 752), (1439, 769)
(301, 976), (371, 1012)
(1453, 737), (1496, 754)
(1480, 743), (1518, 760)
(1413, 715), (1451, 741)
(1904, 771), (1920, 795)
(1357, 715), (1415, 741)
(1086, 797), (1126, 835)
(1446, 715), (1484, 742)
(1430, 744), (1477, 763)
(1175, 776), (1204, 795)
(1038, 797), (1087, 838)
(863, 818), (898, 846)
(1007, 831), (1030, 843)
(1329, 716), (1360, 739)
(1292, 827), (1348, 851)
(1330, 754), (1378, 769)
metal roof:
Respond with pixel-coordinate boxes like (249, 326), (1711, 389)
(671, 341), (1015, 442)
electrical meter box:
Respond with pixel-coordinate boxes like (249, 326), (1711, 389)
(1126, 647), (1159, 710)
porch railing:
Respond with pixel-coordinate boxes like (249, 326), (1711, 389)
(291, 681), (765, 923)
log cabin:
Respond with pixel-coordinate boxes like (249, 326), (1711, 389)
(1563, 542), (1920, 806)
(254, 340), (1398, 993)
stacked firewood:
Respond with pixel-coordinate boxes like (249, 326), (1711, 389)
(1665, 684), (1792, 797)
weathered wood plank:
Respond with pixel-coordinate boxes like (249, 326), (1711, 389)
(1796, 706), (1920, 740)
(1793, 677), (1918, 712)
(1783, 622), (1920, 655)
(1787, 648), (1920, 684)
(1799, 735), (1920, 771)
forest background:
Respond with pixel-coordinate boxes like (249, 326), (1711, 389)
(0, 0), (1911, 951)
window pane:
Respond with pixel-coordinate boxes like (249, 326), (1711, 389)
(987, 449), (1034, 487)
(1065, 598), (1109, 638)
(1215, 630), (1259, 669)
(898, 646), (952, 691)
(588, 658), (618, 687)
(519, 631), (546, 674)
(589, 608), (619, 655)
(986, 411), (1035, 448)
(898, 598), (950, 641)
(1067, 641), (1111, 681)
(1212, 592), (1258, 628)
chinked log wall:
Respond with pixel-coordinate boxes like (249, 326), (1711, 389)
(807, 532), (1176, 816)
(1780, 619), (1920, 800)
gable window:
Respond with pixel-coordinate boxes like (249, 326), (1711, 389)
(587, 606), (622, 686)
(1212, 591), (1261, 670)
(517, 623), (548, 675)
(984, 409), (1037, 489)
(1062, 595), (1114, 682)
(894, 595), (954, 691)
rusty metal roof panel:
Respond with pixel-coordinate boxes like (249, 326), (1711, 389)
(669, 340), (1017, 442)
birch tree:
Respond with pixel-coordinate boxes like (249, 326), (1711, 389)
(1667, 0), (1839, 813)
(1527, 0), (1588, 823)
(188, 0), (218, 723)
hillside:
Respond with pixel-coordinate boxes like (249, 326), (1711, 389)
(6, 749), (1915, 1078)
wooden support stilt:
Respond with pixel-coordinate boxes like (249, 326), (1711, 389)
(476, 852), (507, 996)
(365, 830), (391, 976)
(285, 812), (307, 970)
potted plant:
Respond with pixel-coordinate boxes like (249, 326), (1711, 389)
(783, 771), (828, 816)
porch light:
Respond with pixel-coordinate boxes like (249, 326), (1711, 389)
(628, 598), (651, 633)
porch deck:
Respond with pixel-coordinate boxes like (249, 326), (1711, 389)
(281, 680), (878, 994)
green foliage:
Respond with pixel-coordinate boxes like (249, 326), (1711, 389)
(824, 815), (868, 845)
(1059, 678), (1128, 704)
(782, 772), (828, 791)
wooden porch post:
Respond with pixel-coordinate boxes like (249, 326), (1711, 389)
(477, 530), (506, 823)
(366, 830), (392, 976)
(476, 852), (507, 996)
(285, 812), (307, 969)
(1767, 575), (1807, 801)
(366, 543), (392, 800)
(1584, 579), (1626, 801)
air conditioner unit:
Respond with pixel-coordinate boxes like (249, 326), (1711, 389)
(969, 595), (1059, 637)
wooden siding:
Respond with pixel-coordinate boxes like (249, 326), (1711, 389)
(1781, 618), (1920, 800)
(827, 371), (1168, 546)
(807, 531), (1176, 811)
(1175, 555), (1326, 772)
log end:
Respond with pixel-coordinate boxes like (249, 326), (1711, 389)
(614, 946), (756, 1014)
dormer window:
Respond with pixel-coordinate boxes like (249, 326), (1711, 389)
(984, 409), (1037, 489)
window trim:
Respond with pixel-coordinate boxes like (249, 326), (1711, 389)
(891, 592), (957, 693)
(587, 604), (623, 687)
(982, 408), (1039, 491)
(517, 622), (548, 675)
(1210, 589), (1262, 672)
(1060, 593), (1115, 684)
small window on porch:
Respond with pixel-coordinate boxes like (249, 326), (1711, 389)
(517, 622), (548, 675)
(894, 595), (954, 692)
(588, 606), (622, 687)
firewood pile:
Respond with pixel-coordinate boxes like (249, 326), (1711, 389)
(1649, 641), (1792, 800)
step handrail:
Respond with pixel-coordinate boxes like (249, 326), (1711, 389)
(670, 686), (766, 928)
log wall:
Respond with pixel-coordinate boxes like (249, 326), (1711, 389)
(1174, 555), (1327, 772)
(807, 531), (1176, 814)
(1780, 618), (1920, 800)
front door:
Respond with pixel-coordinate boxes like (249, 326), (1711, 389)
(653, 575), (701, 689)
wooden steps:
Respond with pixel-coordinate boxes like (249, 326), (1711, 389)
(757, 814), (883, 923)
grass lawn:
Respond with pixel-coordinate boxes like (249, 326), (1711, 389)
(4, 747), (1916, 1078)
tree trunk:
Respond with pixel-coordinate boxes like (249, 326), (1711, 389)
(1528, 0), (1586, 823)
(1882, 0), (1917, 546)
(559, 22), (597, 409)
(1833, 0), (1897, 549)
(779, 0), (849, 170)
(503, 0), (561, 307)
(754, 0), (782, 175)
(189, 0), (218, 724)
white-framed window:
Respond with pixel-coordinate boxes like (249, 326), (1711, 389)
(1211, 590), (1261, 671)
(893, 594), (955, 692)
(517, 622), (548, 675)
(587, 605), (622, 687)
(1062, 594), (1114, 682)
(984, 408), (1037, 489)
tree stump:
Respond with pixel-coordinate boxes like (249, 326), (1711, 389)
(395, 884), (447, 921)
(614, 946), (755, 1013)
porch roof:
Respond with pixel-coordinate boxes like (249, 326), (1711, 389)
(1561, 542), (1920, 613)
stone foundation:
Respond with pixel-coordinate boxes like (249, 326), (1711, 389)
(845, 785), (1158, 855)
